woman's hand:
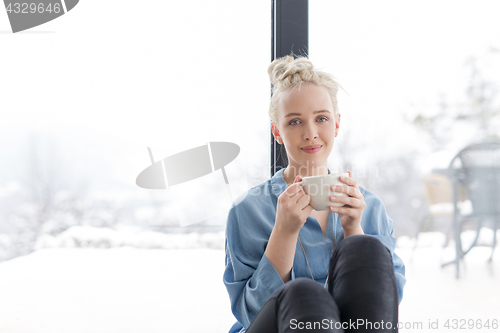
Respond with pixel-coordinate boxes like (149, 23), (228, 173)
(275, 175), (313, 235)
(266, 175), (311, 282)
(329, 171), (366, 237)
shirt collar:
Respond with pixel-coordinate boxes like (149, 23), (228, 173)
(270, 168), (288, 197)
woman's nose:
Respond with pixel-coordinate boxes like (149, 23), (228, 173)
(303, 123), (318, 140)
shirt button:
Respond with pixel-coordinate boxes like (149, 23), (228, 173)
(329, 249), (333, 253)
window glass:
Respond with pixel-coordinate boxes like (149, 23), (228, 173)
(0, 3), (270, 331)
(310, 0), (500, 235)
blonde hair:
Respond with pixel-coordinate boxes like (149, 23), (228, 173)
(267, 54), (341, 124)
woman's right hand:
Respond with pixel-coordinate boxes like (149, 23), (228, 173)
(275, 175), (313, 234)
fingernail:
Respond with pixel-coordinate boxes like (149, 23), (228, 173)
(332, 185), (337, 191)
(340, 176), (345, 180)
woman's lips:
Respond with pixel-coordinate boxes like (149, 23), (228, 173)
(301, 145), (322, 154)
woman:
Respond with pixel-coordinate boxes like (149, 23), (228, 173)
(223, 55), (406, 333)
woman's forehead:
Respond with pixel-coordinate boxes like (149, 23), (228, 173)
(283, 109), (332, 118)
(278, 84), (334, 116)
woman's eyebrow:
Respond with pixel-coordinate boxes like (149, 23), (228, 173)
(284, 110), (331, 118)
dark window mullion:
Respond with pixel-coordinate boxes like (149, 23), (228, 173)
(270, 0), (309, 177)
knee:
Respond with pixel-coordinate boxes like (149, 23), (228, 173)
(332, 235), (392, 268)
(278, 278), (325, 302)
(340, 234), (388, 255)
(276, 278), (337, 317)
(282, 277), (321, 294)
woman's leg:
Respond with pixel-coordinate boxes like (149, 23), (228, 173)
(328, 235), (398, 332)
(246, 278), (344, 333)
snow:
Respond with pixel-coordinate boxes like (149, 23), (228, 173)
(34, 226), (225, 251)
(0, 230), (499, 333)
(397, 246), (500, 332)
(0, 248), (233, 333)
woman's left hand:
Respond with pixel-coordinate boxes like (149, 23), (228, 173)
(329, 171), (366, 237)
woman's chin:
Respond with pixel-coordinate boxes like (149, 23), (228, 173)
(297, 157), (328, 169)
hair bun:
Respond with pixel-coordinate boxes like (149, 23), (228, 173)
(268, 55), (315, 86)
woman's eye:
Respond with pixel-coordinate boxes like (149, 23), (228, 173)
(289, 117), (327, 126)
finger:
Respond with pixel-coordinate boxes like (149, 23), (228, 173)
(330, 205), (358, 216)
(296, 193), (311, 207)
(331, 185), (362, 198)
(289, 175), (305, 198)
(303, 204), (313, 217)
(330, 195), (362, 208)
(338, 175), (358, 187)
(289, 185), (307, 200)
(285, 183), (304, 196)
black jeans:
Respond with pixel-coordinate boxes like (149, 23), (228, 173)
(246, 235), (399, 332)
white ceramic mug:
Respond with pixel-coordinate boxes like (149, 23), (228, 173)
(297, 173), (350, 211)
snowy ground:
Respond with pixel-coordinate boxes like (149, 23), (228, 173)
(0, 229), (499, 333)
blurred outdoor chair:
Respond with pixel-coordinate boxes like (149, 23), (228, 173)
(412, 173), (470, 259)
(441, 141), (500, 278)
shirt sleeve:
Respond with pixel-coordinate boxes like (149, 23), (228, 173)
(223, 203), (287, 329)
(362, 189), (407, 305)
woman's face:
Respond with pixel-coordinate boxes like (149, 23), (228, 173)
(272, 82), (340, 172)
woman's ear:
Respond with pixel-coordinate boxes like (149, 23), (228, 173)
(271, 122), (282, 144)
(335, 113), (341, 136)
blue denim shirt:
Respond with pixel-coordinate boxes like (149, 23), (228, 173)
(223, 168), (406, 333)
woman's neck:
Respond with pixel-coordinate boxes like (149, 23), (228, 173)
(283, 165), (329, 186)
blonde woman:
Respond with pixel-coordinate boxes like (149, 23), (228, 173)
(223, 55), (406, 333)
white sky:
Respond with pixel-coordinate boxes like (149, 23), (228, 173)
(1, 0), (499, 189)
(310, 0), (500, 162)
